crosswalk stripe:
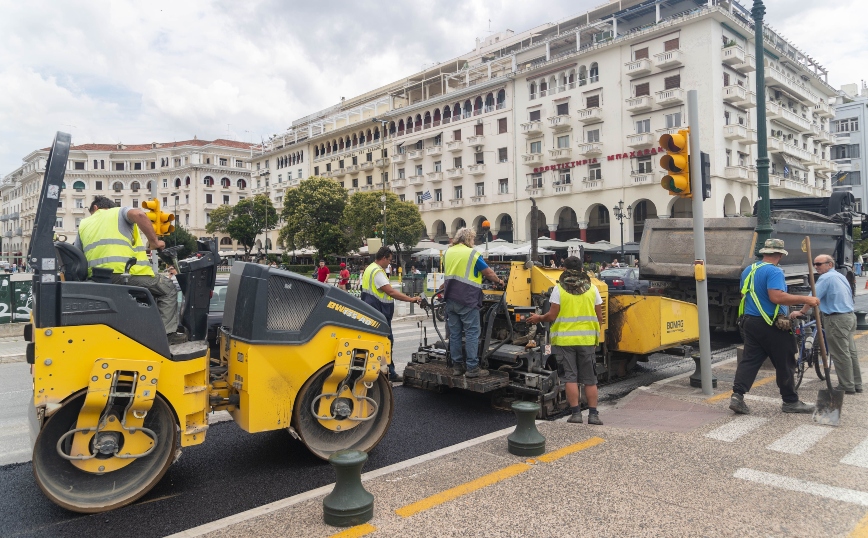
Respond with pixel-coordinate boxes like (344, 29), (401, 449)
(766, 424), (831, 455)
(734, 468), (868, 506)
(841, 437), (868, 469)
(705, 416), (768, 442)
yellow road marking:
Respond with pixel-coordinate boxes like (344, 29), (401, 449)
(706, 376), (777, 403)
(395, 438), (604, 518)
(851, 511), (868, 537)
(328, 523), (377, 538)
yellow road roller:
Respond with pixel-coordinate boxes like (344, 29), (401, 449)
(26, 133), (394, 513)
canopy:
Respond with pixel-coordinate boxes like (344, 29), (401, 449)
(581, 240), (613, 252)
(413, 248), (443, 258)
(605, 242), (640, 255)
(501, 244), (555, 256)
(535, 236), (572, 249)
(413, 240), (448, 252)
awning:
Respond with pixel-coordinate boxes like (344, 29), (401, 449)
(778, 153), (807, 171)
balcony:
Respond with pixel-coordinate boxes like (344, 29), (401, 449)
(577, 142), (603, 157)
(764, 59), (819, 104)
(466, 135), (485, 148)
(815, 158), (833, 172)
(360, 184), (374, 191)
(525, 184), (545, 197)
(521, 121), (543, 136)
(552, 181), (573, 194)
(743, 128), (758, 145)
(656, 126), (684, 137)
(577, 108), (603, 124)
(391, 178), (407, 188)
(654, 50), (683, 69)
(770, 105), (812, 133)
(427, 171), (444, 182)
(446, 168), (464, 180)
(549, 148), (573, 162)
(581, 179), (603, 192)
(408, 175), (424, 185)
(332, 168), (347, 178)
(770, 174), (813, 196)
(428, 201), (444, 210)
(450, 198), (464, 207)
(522, 153), (543, 166)
(360, 161), (374, 171)
(548, 115), (572, 131)
(72, 207), (86, 215)
(625, 58), (653, 77)
(469, 195), (487, 205)
(425, 146), (443, 158)
(772, 140), (813, 162)
(626, 132), (655, 148)
(468, 164), (486, 176)
(630, 172), (653, 185)
(655, 88), (685, 106)
(376, 157), (390, 167)
(626, 95), (653, 113)
(721, 45), (756, 73)
(407, 150), (424, 161)
(817, 129), (832, 144)
(724, 166), (757, 183)
(722, 85), (757, 108)
(446, 140), (463, 152)
(814, 101), (835, 119)
(346, 187), (358, 195)
(723, 124), (749, 141)
(392, 153), (406, 164)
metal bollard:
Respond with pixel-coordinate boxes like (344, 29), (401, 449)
(323, 450), (374, 527)
(856, 311), (868, 331)
(507, 401), (546, 457)
(689, 354), (717, 388)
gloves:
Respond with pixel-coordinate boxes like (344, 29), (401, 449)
(774, 316), (792, 332)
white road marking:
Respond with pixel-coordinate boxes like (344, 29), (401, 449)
(734, 468), (868, 506)
(166, 425), (517, 538)
(743, 394), (815, 406)
(766, 425), (832, 455)
(0, 448), (31, 466)
(841, 436), (868, 469)
(705, 416), (769, 442)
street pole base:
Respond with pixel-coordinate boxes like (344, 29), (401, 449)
(507, 401), (546, 457)
(323, 450), (375, 527)
(689, 354), (717, 389)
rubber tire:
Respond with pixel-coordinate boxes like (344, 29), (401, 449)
(32, 391), (178, 513)
(434, 305), (446, 323)
(292, 364), (394, 460)
(812, 343), (826, 382)
(795, 345), (806, 390)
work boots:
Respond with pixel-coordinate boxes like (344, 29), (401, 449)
(465, 367), (489, 378)
(729, 393), (750, 415)
(781, 400), (814, 413)
(452, 363), (466, 376)
(587, 412), (603, 425)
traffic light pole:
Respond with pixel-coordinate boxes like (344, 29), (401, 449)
(687, 89), (713, 396)
(149, 180), (159, 273)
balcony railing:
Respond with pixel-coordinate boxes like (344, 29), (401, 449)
(548, 148), (572, 162)
(522, 153), (543, 166)
(626, 95), (654, 113)
(375, 157), (390, 167)
(407, 150), (424, 160)
(626, 132), (655, 148)
(582, 179), (602, 191)
(468, 164), (486, 175)
(655, 88), (685, 106)
(408, 175), (424, 185)
(764, 59), (819, 104)
(426, 146), (443, 157)
(446, 168), (464, 180)
(548, 115), (572, 131)
(625, 58), (653, 77)
(577, 108), (603, 123)
(466, 135), (485, 147)
(723, 85), (757, 108)
(391, 153), (406, 164)
(469, 195), (486, 205)
(446, 140), (463, 152)
(814, 101), (834, 119)
(553, 181), (572, 194)
(721, 45), (756, 73)
(631, 173), (652, 184)
(428, 201), (444, 209)
(360, 161), (374, 171)
(723, 124), (749, 141)
(577, 142), (603, 156)
(450, 198), (464, 207)
(391, 178), (407, 189)
(724, 165), (757, 183)
(427, 171), (444, 182)
(654, 50), (683, 69)
(521, 121), (543, 136)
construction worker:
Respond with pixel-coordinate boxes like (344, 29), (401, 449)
(527, 256), (604, 425)
(75, 196), (183, 344)
(443, 227), (504, 378)
(361, 246), (422, 382)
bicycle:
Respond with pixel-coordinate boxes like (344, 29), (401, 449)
(792, 314), (827, 389)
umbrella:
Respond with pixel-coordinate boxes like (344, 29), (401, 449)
(413, 240), (448, 252)
(535, 236), (572, 249)
(501, 244), (555, 256)
(413, 248), (443, 258)
(581, 240), (613, 252)
(605, 242), (640, 255)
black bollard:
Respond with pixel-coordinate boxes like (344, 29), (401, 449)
(856, 311), (868, 331)
(689, 353), (717, 388)
(507, 401), (546, 457)
(323, 450), (374, 527)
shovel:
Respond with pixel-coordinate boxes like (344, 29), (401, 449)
(804, 236), (844, 425)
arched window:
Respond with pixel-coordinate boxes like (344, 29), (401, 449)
(320, 144), (325, 154)
(339, 138), (344, 150)
(414, 115), (422, 131)
(398, 119), (405, 134)
(203, 176), (214, 187)
(220, 237), (232, 245)
(373, 127), (380, 140)
(174, 178), (182, 188)
(352, 134), (358, 146)
(497, 90), (506, 109)
(443, 106), (452, 123)
(366, 129), (372, 141)
(424, 111), (432, 127)
(185, 176), (191, 186)
(589, 62), (599, 82)
(237, 178), (247, 189)
(221, 177), (231, 188)
(299, 151), (303, 163)
(315, 146), (320, 157)
(484, 93), (494, 112)
(463, 100), (472, 118)
(72, 180), (86, 191)
(389, 121), (396, 135)
(112, 181), (124, 192)
(579, 65), (587, 85)
(539, 80), (548, 96)
(130, 181), (140, 192)
(406, 116), (413, 130)
(433, 108), (441, 125)
(474, 96), (483, 115)
(529, 82), (536, 98)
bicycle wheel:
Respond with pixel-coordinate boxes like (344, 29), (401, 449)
(812, 343), (827, 381)
(794, 343), (806, 390)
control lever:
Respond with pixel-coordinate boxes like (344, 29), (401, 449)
(418, 295), (431, 318)
(122, 257), (137, 285)
(158, 245), (184, 274)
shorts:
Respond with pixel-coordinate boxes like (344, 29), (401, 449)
(554, 345), (597, 385)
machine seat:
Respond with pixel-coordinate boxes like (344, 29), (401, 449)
(54, 241), (88, 282)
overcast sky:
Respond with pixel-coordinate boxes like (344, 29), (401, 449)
(0, 0), (864, 175)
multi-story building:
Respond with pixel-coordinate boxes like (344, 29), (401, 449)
(831, 82), (867, 211)
(0, 138), (254, 262)
(251, 0), (837, 247)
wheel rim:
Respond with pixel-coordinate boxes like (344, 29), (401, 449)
(293, 364), (393, 460)
(33, 391), (177, 513)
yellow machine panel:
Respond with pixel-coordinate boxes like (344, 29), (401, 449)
(606, 295), (699, 354)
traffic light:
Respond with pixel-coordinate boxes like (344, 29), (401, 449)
(142, 198), (175, 236)
(659, 128), (690, 197)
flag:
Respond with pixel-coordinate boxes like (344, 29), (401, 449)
(783, 165), (790, 178)
(836, 172), (849, 183)
(421, 190), (433, 201)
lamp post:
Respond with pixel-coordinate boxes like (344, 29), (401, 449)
(612, 200), (632, 260)
(752, 0), (771, 256)
(170, 192), (178, 248)
(372, 117), (390, 248)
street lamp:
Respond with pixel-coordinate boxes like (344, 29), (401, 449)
(170, 192), (178, 247)
(372, 117), (390, 247)
(752, 0), (772, 256)
(612, 200), (632, 260)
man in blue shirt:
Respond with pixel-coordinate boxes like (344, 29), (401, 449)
(790, 254), (862, 394)
(731, 239), (818, 415)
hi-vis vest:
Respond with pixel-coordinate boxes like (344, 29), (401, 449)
(78, 208), (154, 278)
(738, 262), (779, 325)
(361, 262), (392, 304)
(550, 284), (600, 346)
(443, 243), (484, 307)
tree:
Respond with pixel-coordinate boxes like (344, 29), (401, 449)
(343, 191), (425, 265)
(280, 176), (348, 258)
(855, 226), (868, 259)
(205, 204), (234, 235)
(384, 198), (426, 265)
(226, 194), (278, 258)
(163, 225), (198, 259)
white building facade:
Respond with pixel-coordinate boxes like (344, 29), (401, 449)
(831, 82), (868, 211)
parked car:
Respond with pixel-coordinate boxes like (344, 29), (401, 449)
(175, 275), (228, 357)
(599, 267), (648, 294)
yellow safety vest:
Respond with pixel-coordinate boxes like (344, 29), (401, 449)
(444, 244), (483, 289)
(738, 262), (779, 325)
(361, 262), (392, 303)
(78, 207), (154, 278)
(550, 284), (600, 346)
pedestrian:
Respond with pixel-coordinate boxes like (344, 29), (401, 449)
(611, 258), (620, 268)
(338, 262), (350, 291)
(316, 259), (330, 283)
(730, 238), (818, 415)
(443, 228), (505, 378)
(360, 247), (422, 382)
(549, 258), (557, 268)
(527, 256), (603, 424)
(385, 262), (392, 277)
(789, 254), (862, 394)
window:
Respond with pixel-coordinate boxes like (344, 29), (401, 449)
(206, 194), (213, 204)
(557, 169), (571, 184)
(75, 198), (84, 209)
(499, 178), (509, 194)
(223, 195), (230, 204)
(366, 175), (373, 185)
(366, 152), (373, 162)
(474, 124), (483, 136)
(498, 148), (508, 163)
(665, 112), (682, 128)
(75, 218), (82, 228)
(474, 152), (484, 165)
(162, 179), (168, 188)
(556, 103), (569, 116)
(434, 189), (443, 201)
(475, 183), (485, 196)
(434, 134), (442, 146)
(726, 149), (732, 166)
(434, 161), (442, 172)
(314, 166), (319, 175)
(416, 191), (424, 204)
(133, 162), (142, 170)
(664, 38), (680, 51)
(93, 159), (98, 169)
(298, 169), (302, 178)
(664, 74), (681, 90)
(352, 156), (358, 165)
(635, 83), (650, 97)
(72, 180), (86, 191)
(185, 214), (189, 226)
(114, 198), (122, 206)
(454, 186), (463, 199)
(634, 47), (649, 60)
(339, 159), (345, 168)
(399, 194), (406, 201)
(835, 118), (859, 133)
(557, 135), (570, 149)
(398, 168), (405, 179)
(832, 144), (860, 159)
(586, 95), (600, 108)
(100, 160), (105, 169)
(415, 165), (423, 176)
(453, 157), (463, 168)
(529, 110), (541, 121)
(74, 161), (85, 170)
(114, 162), (125, 171)
(529, 173), (543, 188)
(498, 118), (508, 134)
(325, 163), (331, 172)
(588, 164), (601, 180)
(530, 141), (542, 154)
(586, 129), (600, 143)
(637, 156), (652, 173)
(453, 129), (462, 141)
(265, 160), (269, 168)
(723, 72), (730, 87)
(277, 174), (282, 183)
(738, 152), (748, 167)
(724, 110), (731, 125)
(238, 160), (244, 167)
(636, 119), (651, 133)
(55, 218), (63, 228)
(415, 141), (423, 150)
(352, 178), (359, 187)
(219, 158), (227, 166)
(185, 194), (189, 203)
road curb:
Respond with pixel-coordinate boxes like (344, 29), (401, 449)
(0, 354), (25, 364)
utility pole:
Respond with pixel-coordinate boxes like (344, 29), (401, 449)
(687, 90), (713, 396)
(752, 0), (771, 256)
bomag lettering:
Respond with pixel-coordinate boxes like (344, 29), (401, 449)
(666, 319), (685, 332)
(327, 301), (381, 329)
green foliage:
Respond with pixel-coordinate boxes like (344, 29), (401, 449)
(164, 226), (198, 259)
(280, 177), (348, 258)
(855, 226), (868, 258)
(343, 191), (426, 262)
(205, 204), (234, 235)
(224, 195), (278, 257)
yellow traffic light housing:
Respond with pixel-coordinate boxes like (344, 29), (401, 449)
(659, 129), (691, 198)
(141, 198), (175, 236)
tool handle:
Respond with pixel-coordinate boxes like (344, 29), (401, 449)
(804, 237), (832, 374)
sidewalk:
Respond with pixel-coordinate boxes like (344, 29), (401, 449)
(0, 336), (26, 363)
(173, 336), (868, 538)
